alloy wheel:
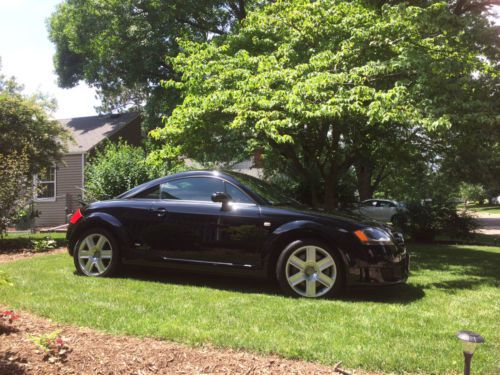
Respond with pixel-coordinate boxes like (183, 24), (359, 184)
(77, 233), (113, 276)
(285, 245), (337, 298)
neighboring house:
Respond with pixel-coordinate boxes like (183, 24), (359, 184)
(34, 112), (141, 227)
(231, 149), (264, 178)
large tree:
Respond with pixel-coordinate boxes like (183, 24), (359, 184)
(152, 0), (498, 209)
(48, 0), (262, 132)
(0, 65), (69, 231)
(0, 65), (69, 176)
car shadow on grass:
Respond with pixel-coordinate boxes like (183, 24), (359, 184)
(338, 283), (425, 304)
(114, 265), (425, 304)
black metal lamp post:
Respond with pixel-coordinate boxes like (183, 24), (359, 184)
(456, 331), (485, 375)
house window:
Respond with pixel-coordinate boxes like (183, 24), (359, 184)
(35, 166), (56, 200)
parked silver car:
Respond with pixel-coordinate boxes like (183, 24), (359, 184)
(352, 199), (405, 223)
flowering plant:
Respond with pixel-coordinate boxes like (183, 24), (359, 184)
(1, 310), (19, 324)
(30, 330), (70, 362)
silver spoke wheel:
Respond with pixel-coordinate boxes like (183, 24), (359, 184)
(77, 233), (113, 276)
(285, 245), (337, 298)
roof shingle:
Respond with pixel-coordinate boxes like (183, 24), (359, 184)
(59, 112), (139, 153)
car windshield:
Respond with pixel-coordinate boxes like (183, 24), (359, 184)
(228, 172), (298, 206)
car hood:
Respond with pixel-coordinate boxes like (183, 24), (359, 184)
(266, 203), (386, 230)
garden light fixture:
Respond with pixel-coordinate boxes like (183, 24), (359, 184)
(456, 330), (484, 375)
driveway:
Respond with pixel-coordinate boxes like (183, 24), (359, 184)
(474, 212), (500, 236)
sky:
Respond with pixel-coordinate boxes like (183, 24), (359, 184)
(0, 0), (498, 120)
(0, 0), (99, 119)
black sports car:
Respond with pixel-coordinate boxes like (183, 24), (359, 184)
(67, 170), (409, 298)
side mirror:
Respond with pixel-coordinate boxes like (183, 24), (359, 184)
(211, 192), (232, 210)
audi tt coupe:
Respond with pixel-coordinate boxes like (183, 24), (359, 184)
(67, 170), (409, 298)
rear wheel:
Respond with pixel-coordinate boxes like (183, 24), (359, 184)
(276, 239), (343, 298)
(73, 229), (120, 277)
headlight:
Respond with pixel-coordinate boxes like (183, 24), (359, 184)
(354, 227), (393, 245)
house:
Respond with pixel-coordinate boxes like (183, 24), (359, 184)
(33, 112), (141, 227)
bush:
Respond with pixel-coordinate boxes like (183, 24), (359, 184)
(0, 151), (32, 235)
(31, 237), (58, 252)
(85, 141), (185, 202)
(0, 237), (66, 252)
(458, 182), (487, 206)
(395, 199), (478, 242)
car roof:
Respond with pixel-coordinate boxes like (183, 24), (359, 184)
(116, 170), (266, 203)
(362, 199), (398, 203)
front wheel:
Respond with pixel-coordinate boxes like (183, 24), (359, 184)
(276, 239), (343, 298)
(73, 229), (120, 277)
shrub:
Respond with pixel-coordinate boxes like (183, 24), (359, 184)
(85, 140), (185, 201)
(29, 329), (70, 362)
(0, 237), (66, 252)
(396, 199), (478, 242)
(1, 310), (19, 324)
(0, 151), (32, 235)
(458, 182), (487, 206)
(31, 237), (58, 252)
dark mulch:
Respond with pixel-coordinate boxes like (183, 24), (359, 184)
(0, 248), (65, 264)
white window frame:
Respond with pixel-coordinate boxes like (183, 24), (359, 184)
(34, 166), (57, 202)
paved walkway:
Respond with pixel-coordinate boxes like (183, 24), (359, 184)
(474, 212), (500, 236)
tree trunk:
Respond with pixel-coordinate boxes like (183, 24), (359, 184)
(310, 185), (321, 208)
(323, 173), (339, 210)
(355, 164), (375, 201)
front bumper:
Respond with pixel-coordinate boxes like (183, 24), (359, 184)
(347, 253), (410, 285)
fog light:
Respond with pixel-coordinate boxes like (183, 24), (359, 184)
(456, 330), (484, 375)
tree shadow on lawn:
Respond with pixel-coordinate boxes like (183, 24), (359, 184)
(409, 244), (500, 284)
(115, 265), (425, 304)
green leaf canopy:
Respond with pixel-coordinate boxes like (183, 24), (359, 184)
(152, 0), (498, 208)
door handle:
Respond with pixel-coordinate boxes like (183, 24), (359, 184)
(151, 207), (167, 217)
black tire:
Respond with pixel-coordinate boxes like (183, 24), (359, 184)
(73, 228), (120, 277)
(276, 239), (343, 298)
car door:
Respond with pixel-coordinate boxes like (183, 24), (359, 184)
(142, 176), (225, 262)
(359, 200), (379, 219)
(213, 181), (265, 267)
(377, 201), (396, 222)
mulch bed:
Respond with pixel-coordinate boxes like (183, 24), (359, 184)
(0, 248), (65, 264)
(0, 250), (376, 375)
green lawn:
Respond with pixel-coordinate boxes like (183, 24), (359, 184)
(464, 204), (500, 215)
(0, 244), (499, 374)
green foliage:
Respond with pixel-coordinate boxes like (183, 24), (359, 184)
(154, 0), (499, 209)
(29, 329), (69, 361)
(0, 152), (32, 235)
(0, 233), (66, 252)
(0, 66), (69, 176)
(396, 199), (479, 241)
(31, 238), (58, 253)
(85, 141), (184, 201)
(458, 182), (487, 205)
(48, 0), (257, 132)
(29, 330), (62, 352)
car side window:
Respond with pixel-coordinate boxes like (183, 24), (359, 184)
(134, 185), (160, 199)
(225, 182), (254, 204)
(362, 200), (376, 207)
(377, 201), (393, 208)
(160, 177), (224, 201)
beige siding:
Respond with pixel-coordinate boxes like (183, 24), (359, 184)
(35, 154), (84, 227)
